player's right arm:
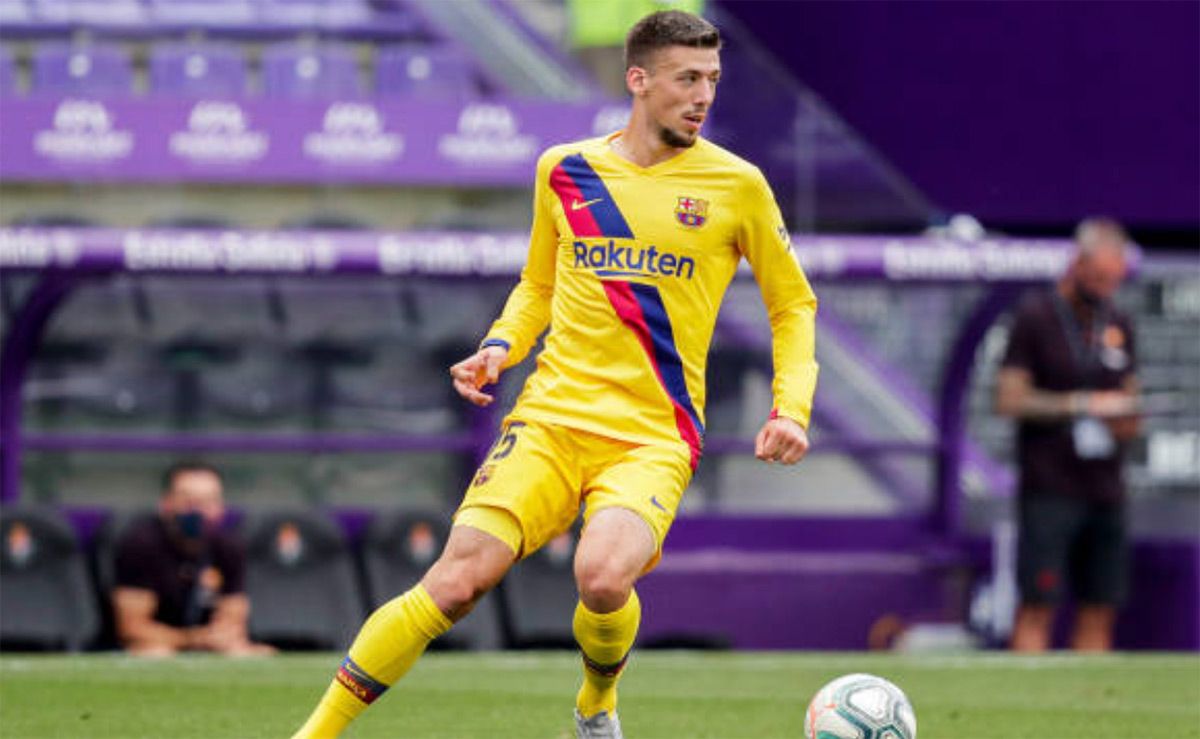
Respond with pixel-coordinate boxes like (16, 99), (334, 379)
(450, 150), (559, 405)
(994, 302), (1137, 421)
(112, 530), (190, 654)
(995, 368), (1137, 420)
(736, 167), (819, 465)
(112, 587), (190, 654)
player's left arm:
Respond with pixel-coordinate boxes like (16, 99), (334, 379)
(200, 541), (275, 655)
(451, 150), (560, 406)
(201, 594), (275, 655)
(736, 168), (819, 465)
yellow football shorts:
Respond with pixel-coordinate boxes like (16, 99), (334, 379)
(454, 419), (693, 571)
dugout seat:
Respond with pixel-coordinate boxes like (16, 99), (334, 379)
(192, 342), (307, 430)
(261, 41), (362, 99)
(149, 42), (247, 97)
(27, 342), (175, 431)
(243, 508), (364, 649)
(27, 277), (159, 430)
(375, 45), (478, 100)
(0, 506), (100, 651)
(324, 343), (457, 433)
(30, 42), (133, 95)
(502, 522), (581, 649)
(361, 510), (504, 650)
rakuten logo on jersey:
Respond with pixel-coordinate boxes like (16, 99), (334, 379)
(34, 100), (133, 162)
(438, 104), (537, 165)
(304, 103), (404, 164)
(170, 101), (268, 163)
(572, 240), (695, 280)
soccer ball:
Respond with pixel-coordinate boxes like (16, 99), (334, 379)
(804, 673), (917, 739)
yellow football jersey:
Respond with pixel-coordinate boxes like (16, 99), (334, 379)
(481, 132), (818, 468)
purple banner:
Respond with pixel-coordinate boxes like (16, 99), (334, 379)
(0, 227), (1088, 282)
(0, 97), (633, 185)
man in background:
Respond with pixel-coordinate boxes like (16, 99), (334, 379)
(995, 217), (1140, 652)
(112, 461), (274, 657)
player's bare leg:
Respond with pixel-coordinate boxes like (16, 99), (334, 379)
(1070, 605), (1116, 652)
(421, 524), (517, 620)
(572, 508), (657, 738)
(291, 525), (515, 738)
(1011, 604), (1055, 652)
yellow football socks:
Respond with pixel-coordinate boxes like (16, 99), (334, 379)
(573, 589), (641, 718)
(291, 584), (452, 738)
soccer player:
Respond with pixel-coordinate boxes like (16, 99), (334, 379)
(291, 10), (818, 738)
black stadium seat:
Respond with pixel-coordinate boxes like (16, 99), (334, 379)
(361, 509), (504, 650)
(0, 506), (100, 651)
(502, 522), (581, 649)
(242, 508), (364, 650)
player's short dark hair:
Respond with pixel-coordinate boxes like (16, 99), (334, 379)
(161, 460), (223, 494)
(1075, 216), (1130, 251)
(625, 10), (721, 70)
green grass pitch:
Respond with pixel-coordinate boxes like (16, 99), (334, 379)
(1, 651), (1198, 738)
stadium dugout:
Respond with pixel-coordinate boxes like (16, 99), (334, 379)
(2, 228), (1195, 651)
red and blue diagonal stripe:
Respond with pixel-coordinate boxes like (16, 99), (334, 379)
(550, 153), (633, 239)
(603, 280), (704, 468)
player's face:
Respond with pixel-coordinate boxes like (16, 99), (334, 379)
(1073, 245), (1127, 305)
(161, 470), (226, 527)
(633, 46), (721, 149)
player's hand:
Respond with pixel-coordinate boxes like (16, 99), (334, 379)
(754, 416), (810, 465)
(219, 640), (278, 657)
(187, 622), (242, 651)
(1085, 390), (1139, 419)
(449, 346), (509, 407)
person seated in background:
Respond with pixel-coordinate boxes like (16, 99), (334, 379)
(112, 461), (275, 657)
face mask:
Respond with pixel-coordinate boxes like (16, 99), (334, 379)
(174, 511), (207, 539)
(1075, 280), (1105, 307)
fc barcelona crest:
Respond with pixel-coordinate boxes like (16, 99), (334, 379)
(472, 464), (495, 487)
(675, 196), (709, 228)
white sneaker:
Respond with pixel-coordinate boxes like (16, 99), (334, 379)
(574, 709), (624, 739)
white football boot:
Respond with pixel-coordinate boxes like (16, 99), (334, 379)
(574, 709), (624, 739)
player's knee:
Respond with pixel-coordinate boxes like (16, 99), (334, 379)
(575, 560), (633, 612)
(423, 562), (494, 619)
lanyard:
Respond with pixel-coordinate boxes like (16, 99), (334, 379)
(183, 552), (214, 627)
(1051, 292), (1108, 386)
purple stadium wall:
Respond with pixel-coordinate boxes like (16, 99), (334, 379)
(721, 0), (1200, 228)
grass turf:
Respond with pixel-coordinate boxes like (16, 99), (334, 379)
(1, 651), (1198, 738)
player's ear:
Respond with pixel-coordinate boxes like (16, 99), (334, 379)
(627, 65), (648, 97)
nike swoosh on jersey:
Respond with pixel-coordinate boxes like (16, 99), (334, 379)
(571, 197), (604, 211)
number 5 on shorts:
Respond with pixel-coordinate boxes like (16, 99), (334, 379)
(472, 422), (524, 488)
(489, 422), (525, 461)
